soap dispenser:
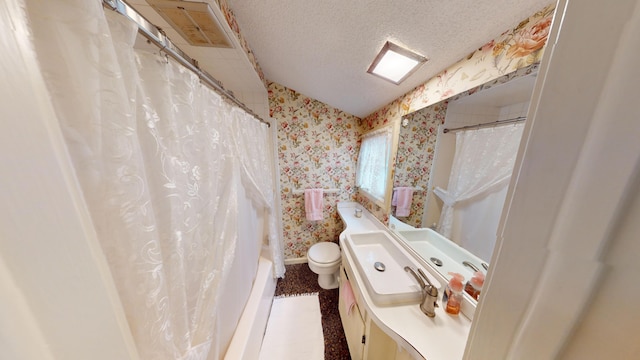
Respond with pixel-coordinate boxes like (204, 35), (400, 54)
(443, 272), (464, 315)
(464, 271), (485, 300)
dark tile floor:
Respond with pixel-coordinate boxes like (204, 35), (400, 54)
(276, 263), (351, 360)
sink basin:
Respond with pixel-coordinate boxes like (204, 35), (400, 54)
(398, 229), (483, 281)
(344, 231), (441, 306)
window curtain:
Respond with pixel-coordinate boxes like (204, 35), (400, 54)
(356, 127), (393, 202)
(434, 123), (525, 246)
(24, 1), (283, 359)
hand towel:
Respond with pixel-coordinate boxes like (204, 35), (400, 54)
(341, 280), (356, 316)
(304, 189), (323, 221)
(393, 187), (414, 217)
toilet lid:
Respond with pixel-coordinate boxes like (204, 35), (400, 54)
(308, 242), (340, 264)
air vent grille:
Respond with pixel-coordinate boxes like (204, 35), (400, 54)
(147, 0), (233, 48)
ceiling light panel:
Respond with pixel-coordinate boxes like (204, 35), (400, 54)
(367, 41), (427, 85)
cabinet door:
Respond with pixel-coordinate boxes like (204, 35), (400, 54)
(395, 346), (419, 360)
(363, 318), (400, 360)
(339, 267), (365, 359)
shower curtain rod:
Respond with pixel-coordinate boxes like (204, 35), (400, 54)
(443, 116), (526, 134)
(102, 0), (270, 127)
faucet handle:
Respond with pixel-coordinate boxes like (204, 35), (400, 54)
(463, 260), (481, 273)
(417, 268), (438, 300)
(405, 266), (439, 318)
(404, 266), (426, 289)
(417, 268), (434, 288)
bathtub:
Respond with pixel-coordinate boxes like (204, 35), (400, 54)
(223, 254), (276, 360)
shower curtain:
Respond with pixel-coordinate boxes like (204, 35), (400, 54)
(434, 124), (524, 261)
(24, 0), (283, 359)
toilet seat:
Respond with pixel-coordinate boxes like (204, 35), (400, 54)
(308, 242), (340, 264)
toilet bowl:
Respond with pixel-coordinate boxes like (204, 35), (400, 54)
(307, 242), (341, 290)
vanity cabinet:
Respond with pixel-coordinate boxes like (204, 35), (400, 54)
(338, 265), (365, 359)
(336, 203), (471, 359)
(339, 261), (419, 360)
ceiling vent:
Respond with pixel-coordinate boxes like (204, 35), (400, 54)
(146, 0), (233, 48)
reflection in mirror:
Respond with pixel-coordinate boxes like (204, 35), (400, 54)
(391, 102), (447, 227)
(390, 68), (537, 292)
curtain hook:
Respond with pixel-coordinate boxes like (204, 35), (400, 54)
(146, 39), (168, 64)
(158, 44), (169, 64)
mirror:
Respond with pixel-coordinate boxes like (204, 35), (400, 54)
(388, 67), (537, 292)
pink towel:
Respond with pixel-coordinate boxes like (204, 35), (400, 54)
(341, 280), (356, 316)
(304, 189), (323, 221)
(392, 187), (414, 217)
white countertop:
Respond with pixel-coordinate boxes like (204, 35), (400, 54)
(337, 202), (471, 360)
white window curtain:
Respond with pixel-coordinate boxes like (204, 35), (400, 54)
(25, 1), (283, 359)
(356, 126), (393, 202)
(434, 123), (525, 257)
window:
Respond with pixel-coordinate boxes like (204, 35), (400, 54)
(356, 126), (393, 204)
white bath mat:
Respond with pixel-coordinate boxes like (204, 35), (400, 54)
(258, 293), (324, 360)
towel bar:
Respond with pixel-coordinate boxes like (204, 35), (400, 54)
(292, 188), (339, 195)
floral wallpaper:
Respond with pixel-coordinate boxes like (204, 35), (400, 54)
(448, 63), (540, 103)
(392, 102), (448, 227)
(269, 82), (360, 259)
(265, 4), (554, 259)
(358, 3), (555, 224)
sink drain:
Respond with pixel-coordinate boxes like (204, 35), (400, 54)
(430, 257), (443, 267)
(373, 262), (386, 272)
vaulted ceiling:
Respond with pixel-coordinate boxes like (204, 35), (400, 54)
(224, 0), (553, 118)
(127, 0), (553, 119)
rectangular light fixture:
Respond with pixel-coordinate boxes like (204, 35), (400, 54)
(367, 41), (427, 85)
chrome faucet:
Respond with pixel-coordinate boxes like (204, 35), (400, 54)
(404, 266), (439, 318)
(462, 261), (480, 273)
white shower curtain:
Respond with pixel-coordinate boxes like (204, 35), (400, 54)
(24, 1), (283, 359)
(434, 124), (524, 257)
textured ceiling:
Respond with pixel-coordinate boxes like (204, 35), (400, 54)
(225, 0), (553, 118)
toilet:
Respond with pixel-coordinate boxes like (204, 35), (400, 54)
(307, 242), (341, 289)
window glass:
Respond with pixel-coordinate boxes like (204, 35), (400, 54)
(356, 126), (393, 203)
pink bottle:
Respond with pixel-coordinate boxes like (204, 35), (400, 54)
(443, 272), (464, 315)
(464, 271), (485, 300)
